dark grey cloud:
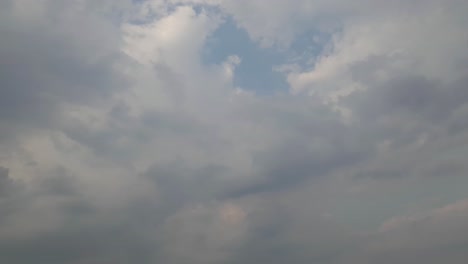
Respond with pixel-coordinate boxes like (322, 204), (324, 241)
(227, 138), (367, 198)
(0, 167), (15, 197)
(0, 2), (129, 144)
(0, 166), (159, 264)
(337, 54), (468, 181)
(349, 56), (468, 126)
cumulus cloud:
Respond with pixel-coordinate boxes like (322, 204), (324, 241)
(1, 0), (468, 263)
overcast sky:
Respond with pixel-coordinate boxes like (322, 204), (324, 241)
(1, 0), (468, 263)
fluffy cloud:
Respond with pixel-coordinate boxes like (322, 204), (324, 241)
(1, 0), (468, 263)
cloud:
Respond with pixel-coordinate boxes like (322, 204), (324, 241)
(357, 199), (468, 264)
(0, 0), (129, 146)
(1, 0), (468, 263)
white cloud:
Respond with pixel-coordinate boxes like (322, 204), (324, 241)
(284, 0), (468, 99)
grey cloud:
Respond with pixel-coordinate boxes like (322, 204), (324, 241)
(0, 2), (129, 144)
(1, 0), (468, 263)
(337, 55), (468, 181)
(0, 219), (156, 264)
(228, 138), (367, 198)
(0, 168), (157, 264)
(140, 96), (373, 202)
(145, 162), (230, 208)
(348, 53), (468, 120)
(219, 190), (356, 264)
(0, 167), (15, 197)
(342, 200), (468, 264)
(354, 143), (468, 182)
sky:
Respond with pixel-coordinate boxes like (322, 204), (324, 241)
(1, 0), (468, 263)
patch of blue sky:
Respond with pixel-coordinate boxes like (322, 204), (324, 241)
(202, 18), (288, 95)
(288, 29), (333, 69)
(202, 18), (332, 95)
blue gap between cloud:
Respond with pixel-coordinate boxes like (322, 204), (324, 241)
(202, 18), (288, 95)
(202, 18), (332, 95)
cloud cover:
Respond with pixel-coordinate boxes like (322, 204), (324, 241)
(1, 0), (468, 263)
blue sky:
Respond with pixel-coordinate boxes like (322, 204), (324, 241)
(202, 17), (332, 94)
(203, 18), (288, 94)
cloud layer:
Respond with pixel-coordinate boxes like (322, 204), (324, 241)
(1, 0), (468, 263)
